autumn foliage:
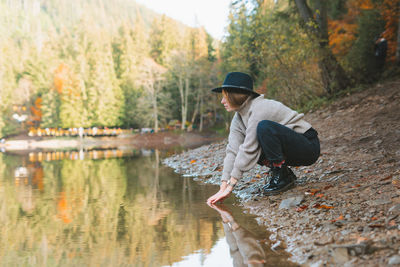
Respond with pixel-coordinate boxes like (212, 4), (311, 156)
(381, 0), (400, 61)
(329, 0), (399, 61)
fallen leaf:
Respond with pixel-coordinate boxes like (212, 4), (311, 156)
(371, 217), (378, 221)
(313, 203), (334, 209)
(331, 214), (344, 222)
(307, 189), (320, 196)
(380, 175), (393, 181)
(369, 224), (384, 228)
(320, 205), (334, 209)
(323, 185), (333, 190)
(296, 205), (308, 212)
(190, 160), (196, 164)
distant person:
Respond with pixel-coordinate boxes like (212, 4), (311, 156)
(374, 35), (388, 76)
(207, 72), (320, 204)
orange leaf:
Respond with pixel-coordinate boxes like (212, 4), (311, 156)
(371, 217), (378, 221)
(307, 188), (320, 196)
(190, 160), (196, 164)
(331, 214), (344, 222)
(313, 203), (334, 209)
(296, 205), (308, 212)
(320, 205), (334, 209)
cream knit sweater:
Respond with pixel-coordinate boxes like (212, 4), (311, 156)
(221, 95), (312, 181)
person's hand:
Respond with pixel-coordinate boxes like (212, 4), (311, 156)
(207, 187), (232, 204)
(207, 181), (227, 204)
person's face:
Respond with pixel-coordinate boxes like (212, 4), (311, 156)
(221, 95), (234, 112)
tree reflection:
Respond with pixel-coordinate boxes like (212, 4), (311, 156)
(0, 151), (224, 266)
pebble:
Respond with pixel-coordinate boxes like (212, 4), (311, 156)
(279, 195), (304, 210)
(388, 255), (400, 265)
(330, 247), (349, 264)
(389, 204), (400, 214)
(369, 199), (392, 206)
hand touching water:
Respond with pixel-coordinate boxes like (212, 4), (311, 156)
(207, 178), (237, 204)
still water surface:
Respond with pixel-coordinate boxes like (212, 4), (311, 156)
(0, 148), (295, 266)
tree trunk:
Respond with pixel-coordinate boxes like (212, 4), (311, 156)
(199, 90), (204, 132)
(152, 92), (158, 133)
(294, 0), (351, 94)
(178, 75), (186, 130)
(396, 2), (400, 65)
(190, 90), (200, 125)
(183, 76), (190, 130)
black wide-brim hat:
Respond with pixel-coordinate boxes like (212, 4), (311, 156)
(211, 72), (260, 97)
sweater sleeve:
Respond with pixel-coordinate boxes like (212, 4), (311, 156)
(230, 111), (262, 180)
(221, 114), (245, 182)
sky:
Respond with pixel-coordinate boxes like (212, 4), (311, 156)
(134, 0), (233, 40)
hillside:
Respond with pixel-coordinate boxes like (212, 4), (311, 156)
(1, 0), (187, 34)
(163, 78), (400, 266)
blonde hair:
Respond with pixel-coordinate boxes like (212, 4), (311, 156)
(222, 89), (251, 109)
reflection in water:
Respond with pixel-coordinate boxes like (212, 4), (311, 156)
(209, 205), (298, 267)
(27, 148), (140, 162)
(0, 149), (225, 266)
(0, 149), (294, 266)
(210, 204), (266, 267)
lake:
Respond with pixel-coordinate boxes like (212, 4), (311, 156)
(0, 148), (295, 266)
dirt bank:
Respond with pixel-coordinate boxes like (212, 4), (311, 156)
(163, 79), (400, 266)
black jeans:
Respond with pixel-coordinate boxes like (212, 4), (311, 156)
(257, 120), (320, 167)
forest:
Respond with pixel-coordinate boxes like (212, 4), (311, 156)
(0, 0), (398, 138)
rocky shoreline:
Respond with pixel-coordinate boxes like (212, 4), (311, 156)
(163, 81), (400, 267)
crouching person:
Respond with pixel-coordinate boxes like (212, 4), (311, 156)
(207, 72), (320, 204)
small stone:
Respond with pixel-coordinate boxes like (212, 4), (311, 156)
(309, 260), (324, 267)
(388, 255), (400, 265)
(343, 259), (357, 267)
(369, 198), (392, 206)
(330, 247), (349, 264)
(334, 220), (345, 227)
(279, 195), (304, 210)
(389, 204), (400, 214)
